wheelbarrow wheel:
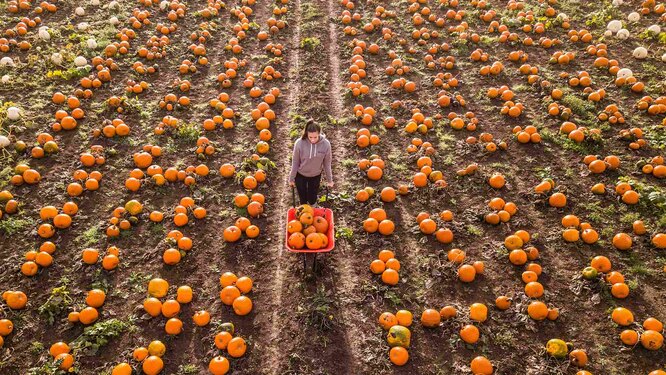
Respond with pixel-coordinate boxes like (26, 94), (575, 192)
(303, 252), (317, 275)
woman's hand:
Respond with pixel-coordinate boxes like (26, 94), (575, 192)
(289, 181), (295, 187)
(326, 181), (334, 188)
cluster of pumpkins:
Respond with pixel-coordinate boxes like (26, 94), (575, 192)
(545, 339), (590, 370)
(142, 278), (194, 335)
(377, 310), (413, 366)
(484, 197), (518, 225)
(208, 323), (248, 375)
(286, 204), (330, 250)
(369, 250), (401, 286)
(219, 272), (253, 316)
(111, 339), (169, 375)
(106, 200), (144, 238)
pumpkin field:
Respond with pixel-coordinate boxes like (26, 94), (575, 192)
(1, 0), (666, 373)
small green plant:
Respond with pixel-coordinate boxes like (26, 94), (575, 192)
(493, 330), (516, 349)
(341, 158), (356, 168)
(91, 269), (111, 292)
(29, 341), (45, 355)
(466, 224), (483, 236)
(0, 216), (35, 235)
(301, 2), (323, 20)
(26, 360), (63, 375)
(335, 226), (353, 240)
(177, 364), (199, 374)
(384, 289), (403, 306)
(71, 318), (130, 356)
(38, 284), (73, 325)
(150, 223), (167, 235)
(128, 272), (152, 292)
(75, 225), (101, 247)
(626, 278), (640, 290)
(46, 66), (91, 81)
(175, 122), (201, 142)
(512, 84), (530, 93)
(297, 285), (336, 331)
(289, 126), (301, 139)
(619, 212), (641, 225)
(124, 96), (153, 119)
(324, 191), (353, 207)
(300, 37), (321, 50)
(561, 94), (595, 116)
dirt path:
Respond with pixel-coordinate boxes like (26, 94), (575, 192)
(316, 0), (365, 372)
(262, 0), (304, 372)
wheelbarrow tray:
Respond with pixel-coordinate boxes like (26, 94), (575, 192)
(285, 207), (335, 253)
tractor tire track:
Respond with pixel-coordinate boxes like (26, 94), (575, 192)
(262, 0), (306, 373)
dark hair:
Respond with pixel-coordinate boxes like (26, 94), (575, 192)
(301, 119), (321, 140)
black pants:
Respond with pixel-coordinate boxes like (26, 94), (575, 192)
(295, 173), (321, 205)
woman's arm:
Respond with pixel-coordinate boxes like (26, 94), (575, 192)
(288, 140), (300, 183)
(323, 141), (333, 183)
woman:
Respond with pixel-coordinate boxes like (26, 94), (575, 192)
(288, 121), (334, 205)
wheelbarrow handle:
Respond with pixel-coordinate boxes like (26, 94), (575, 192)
(291, 183), (330, 208)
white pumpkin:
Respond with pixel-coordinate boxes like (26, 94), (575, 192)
(616, 29), (630, 39)
(0, 57), (14, 67)
(38, 26), (50, 41)
(0, 136), (10, 149)
(75, 7), (85, 16)
(7, 107), (21, 121)
(51, 53), (63, 65)
(661, 53), (666, 63)
(627, 12), (640, 22)
(1, 75), (10, 84)
(633, 46), (648, 59)
(617, 68), (633, 79)
(91, 0), (100, 5)
(160, 1), (169, 10)
(87, 38), (98, 49)
(647, 24), (661, 34)
(77, 22), (89, 31)
(607, 20), (623, 33)
(110, 16), (120, 25)
(109, 1), (119, 10)
(612, 0), (623, 5)
(74, 56), (88, 67)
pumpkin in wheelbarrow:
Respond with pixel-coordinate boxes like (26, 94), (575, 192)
(312, 216), (329, 233)
(387, 325), (411, 348)
(288, 232), (306, 249)
(319, 233), (328, 248)
(299, 212), (314, 225)
(305, 233), (327, 249)
(302, 225), (317, 236)
(295, 204), (314, 219)
(287, 220), (303, 234)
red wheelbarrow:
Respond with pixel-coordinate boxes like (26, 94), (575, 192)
(285, 187), (334, 274)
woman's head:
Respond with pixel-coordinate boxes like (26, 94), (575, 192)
(301, 119), (321, 143)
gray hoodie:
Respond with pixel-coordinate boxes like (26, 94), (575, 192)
(289, 133), (333, 183)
